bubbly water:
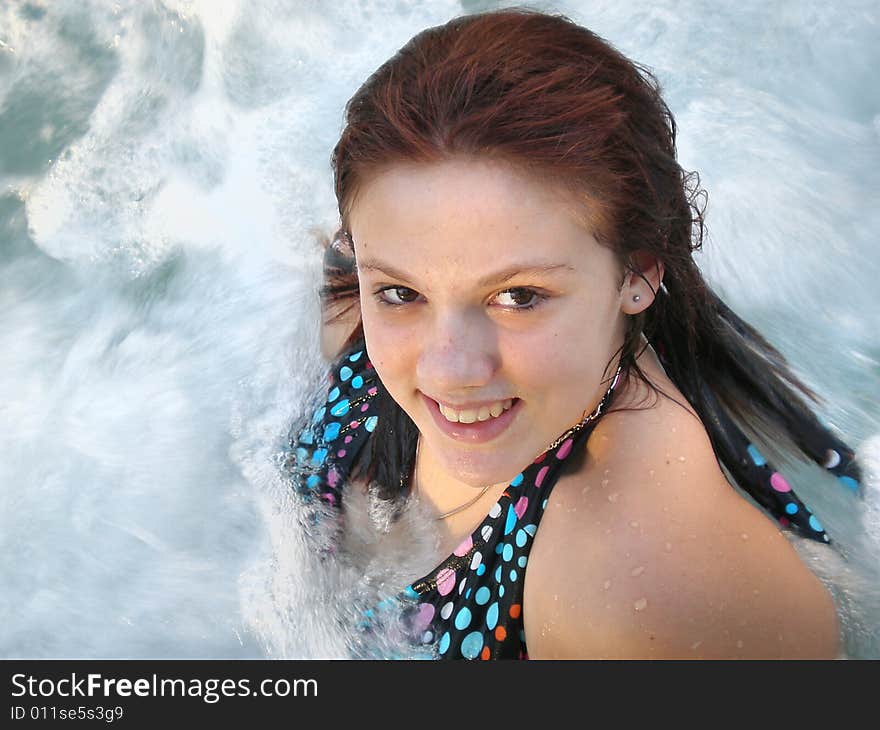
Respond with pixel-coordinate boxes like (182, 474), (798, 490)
(1, 0), (878, 658)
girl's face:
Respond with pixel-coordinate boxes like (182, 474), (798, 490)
(349, 158), (629, 488)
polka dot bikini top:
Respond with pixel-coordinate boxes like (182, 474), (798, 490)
(288, 337), (862, 660)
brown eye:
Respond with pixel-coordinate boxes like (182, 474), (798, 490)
(495, 288), (545, 310)
(375, 286), (421, 306)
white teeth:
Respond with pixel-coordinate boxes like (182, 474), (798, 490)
(438, 398), (513, 423)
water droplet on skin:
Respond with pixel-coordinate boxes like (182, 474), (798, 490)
(604, 468), (611, 476)
(629, 520), (639, 529)
(633, 598), (648, 612)
(581, 486), (591, 494)
(603, 579), (612, 590)
(741, 533), (749, 540)
(631, 566), (645, 577)
(664, 542), (673, 552)
(736, 640), (744, 649)
(777, 634), (784, 642)
(678, 456), (686, 462)
(690, 640), (702, 650)
(607, 492), (619, 503)
(753, 589), (760, 596)
(601, 479), (610, 488)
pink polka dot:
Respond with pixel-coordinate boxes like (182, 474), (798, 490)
(770, 472), (791, 493)
(778, 516), (790, 527)
(349, 420), (360, 429)
(414, 603), (435, 630)
(321, 492), (336, 505)
(336, 449), (346, 458)
(514, 496), (529, 518)
(344, 435), (353, 444)
(453, 536), (473, 557)
(360, 403), (369, 412)
(555, 438), (574, 459)
(436, 567), (456, 596)
(534, 452), (547, 464)
(535, 465), (550, 488)
(368, 386), (377, 394)
(327, 467), (339, 488)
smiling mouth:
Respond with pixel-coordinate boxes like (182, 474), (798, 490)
(420, 393), (523, 444)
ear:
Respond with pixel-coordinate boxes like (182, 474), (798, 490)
(620, 250), (664, 315)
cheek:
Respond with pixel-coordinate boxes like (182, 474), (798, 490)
(360, 312), (413, 383)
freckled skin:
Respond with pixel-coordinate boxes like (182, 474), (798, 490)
(332, 157), (839, 659)
(348, 158), (651, 554)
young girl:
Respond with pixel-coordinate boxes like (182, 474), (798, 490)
(291, 8), (862, 659)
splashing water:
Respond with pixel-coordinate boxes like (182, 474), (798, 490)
(1, 0), (878, 657)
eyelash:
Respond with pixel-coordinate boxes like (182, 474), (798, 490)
(372, 286), (549, 312)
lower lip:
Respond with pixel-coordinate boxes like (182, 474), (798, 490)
(420, 393), (523, 445)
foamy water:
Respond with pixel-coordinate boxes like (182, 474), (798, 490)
(1, 0), (877, 658)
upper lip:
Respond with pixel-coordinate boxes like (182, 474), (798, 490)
(423, 393), (517, 410)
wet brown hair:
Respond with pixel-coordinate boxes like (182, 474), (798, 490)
(316, 7), (859, 515)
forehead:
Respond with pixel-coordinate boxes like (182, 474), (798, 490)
(348, 159), (608, 279)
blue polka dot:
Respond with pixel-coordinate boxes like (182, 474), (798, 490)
(295, 447), (309, 465)
(339, 366), (353, 381)
(486, 602), (499, 630)
(494, 566), (503, 583)
(310, 448), (328, 467)
(298, 429), (314, 445)
(541, 499), (548, 510)
(460, 631), (484, 660)
(747, 444), (766, 466)
(524, 524), (537, 537)
(327, 386), (340, 403)
(475, 587), (491, 605)
(515, 529), (528, 548)
(502, 543), (513, 562)
(839, 476), (859, 492)
(438, 632), (450, 654)
(494, 543), (503, 555)
(476, 564), (486, 576)
(511, 473), (524, 487)
(312, 406), (326, 424)
(330, 399), (350, 417)
(465, 588), (471, 599)
(509, 569), (518, 582)
(348, 350), (363, 362)
(454, 607), (472, 630)
(365, 415), (378, 432)
(498, 585), (505, 598)
(323, 421), (341, 442)
(351, 375), (364, 389)
(809, 515), (824, 532)
(403, 585), (419, 600)
(306, 474), (320, 490)
(504, 505), (517, 535)
(518, 556), (527, 568)
(785, 503), (799, 515)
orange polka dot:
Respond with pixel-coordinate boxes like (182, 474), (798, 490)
(509, 604), (521, 619)
(481, 646), (491, 660)
(495, 626), (507, 642)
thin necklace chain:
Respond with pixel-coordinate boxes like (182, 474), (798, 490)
(418, 364), (625, 521)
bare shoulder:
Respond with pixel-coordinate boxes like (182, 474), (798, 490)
(523, 376), (841, 659)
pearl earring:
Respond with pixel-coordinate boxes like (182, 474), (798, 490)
(633, 295), (641, 302)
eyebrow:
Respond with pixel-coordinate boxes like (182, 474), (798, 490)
(356, 259), (576, 287)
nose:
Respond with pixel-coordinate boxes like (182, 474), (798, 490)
(416, 313), (499, 394)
